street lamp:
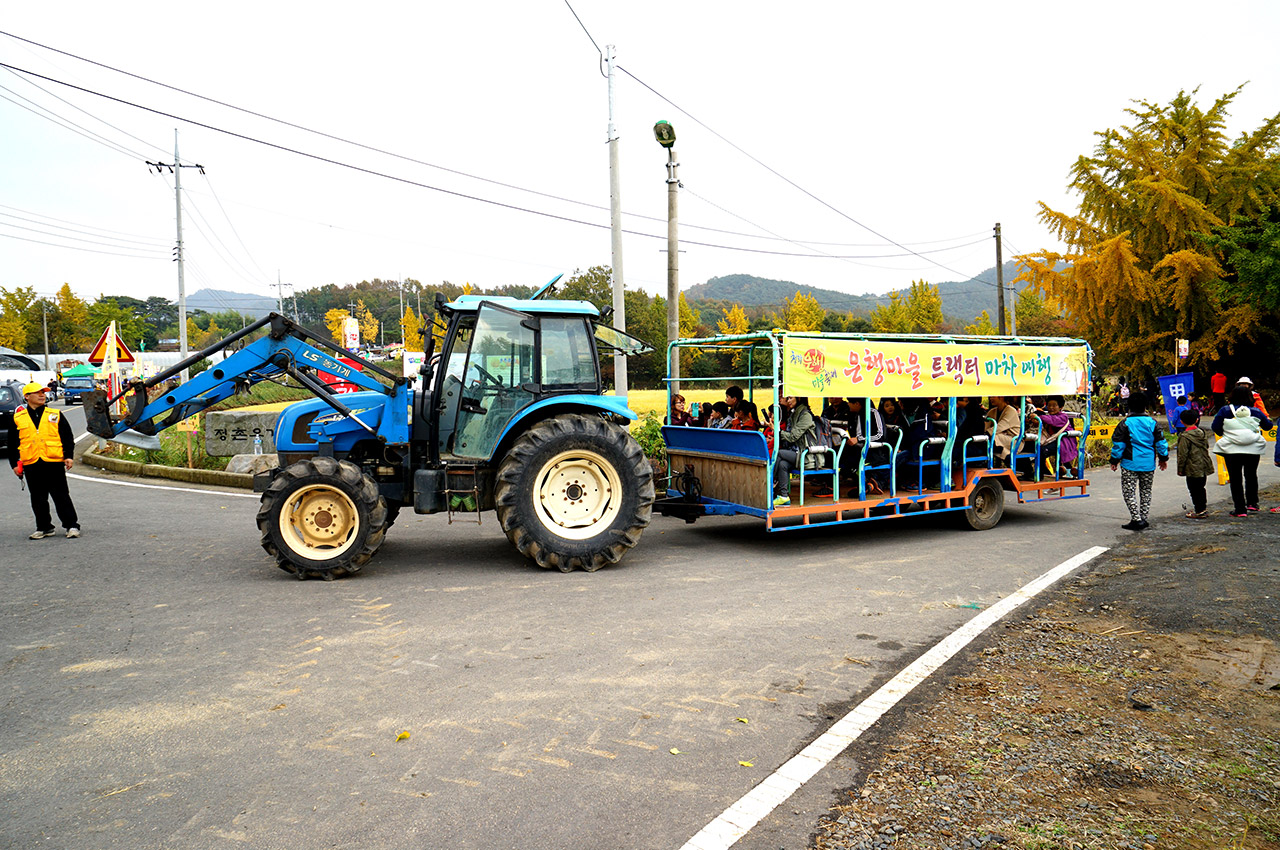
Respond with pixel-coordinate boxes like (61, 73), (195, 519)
(654, 120), (680, 392)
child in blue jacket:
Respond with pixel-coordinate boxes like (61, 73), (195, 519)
(1110, 392), (1169, 530)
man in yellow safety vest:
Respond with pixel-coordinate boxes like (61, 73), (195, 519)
(6, 382), (80, 539)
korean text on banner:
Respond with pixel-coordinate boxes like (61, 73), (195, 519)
(781, 337), (1091, 399)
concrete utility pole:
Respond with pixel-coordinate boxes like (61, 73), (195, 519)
(397, 276), (405, 344)
(654, 121), (679, 393)
(147, 130), (203, 381)
(41, 301), (50, 370)
(605, 44), (627, 396)
(994, 222), (1006, 336)
(274, 271), (287, 315)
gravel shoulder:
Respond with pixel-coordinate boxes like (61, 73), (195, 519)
(810, 487), (1280, 850)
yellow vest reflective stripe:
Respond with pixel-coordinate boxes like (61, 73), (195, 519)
(15, 406), (64, 464)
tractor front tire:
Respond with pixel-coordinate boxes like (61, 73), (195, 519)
(495, 413), (654, 572)
(257, 457), (388, 580)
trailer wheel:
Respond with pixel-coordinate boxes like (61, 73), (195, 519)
(963, 477), (1005, 530)
(257, 457), (387, 580)
(495, 413), (653, 572)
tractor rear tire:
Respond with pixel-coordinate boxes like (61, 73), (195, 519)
(257, 457), (388, 580)
(963, 477), (1005, 531)
(495, 413), (654, 572)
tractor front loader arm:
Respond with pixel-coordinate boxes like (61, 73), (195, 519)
(85, 313), (405, 444)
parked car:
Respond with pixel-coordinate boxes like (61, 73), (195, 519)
(61, 375), (98, 404)
(0, 380), (22, 455)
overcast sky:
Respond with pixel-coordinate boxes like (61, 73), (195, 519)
(3, 1), (1277, 319)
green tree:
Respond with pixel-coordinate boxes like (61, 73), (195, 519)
(1015, 87), (1280, 374)
(559, 266), (612, 313)
(88, 297), (147, 350)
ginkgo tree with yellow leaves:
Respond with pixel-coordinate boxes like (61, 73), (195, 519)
(1015, 87), (1280, 376)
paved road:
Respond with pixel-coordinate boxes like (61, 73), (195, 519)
(3, 405), (1275, 849)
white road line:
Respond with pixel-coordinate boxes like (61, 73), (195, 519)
(679, 545), (1111, 850)
(68, 472), (259, 499)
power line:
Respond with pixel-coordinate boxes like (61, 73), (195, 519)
(562, 0), (606, 77)
(616, 64), (1003, 288)
(1, 65), (169, 156)
(0, 84), (144, 160)
(0, 227), (168, 259)
(0, 29), (992, 253)
(0, 59), (1017, 265)
(0, 209), (169, 247)
(201, 173), (272, 283)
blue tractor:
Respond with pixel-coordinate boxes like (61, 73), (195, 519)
(86, 289), (655, 580)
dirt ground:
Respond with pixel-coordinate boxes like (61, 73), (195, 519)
(812, 487), (1280, 850)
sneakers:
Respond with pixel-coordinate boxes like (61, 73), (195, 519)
(1270, 506), (1280, 513)
(1185, 510), (1207, 519)
(29, 529), (54, 540)
(772, 494), (791, 507)
(1229, 511), (1248, 518)
(66, 527), (81, 539)
(1120, 520), (1149, 531)
(1246, 505), (1260, 512)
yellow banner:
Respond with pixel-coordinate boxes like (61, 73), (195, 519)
(782, 338), (1090, 399)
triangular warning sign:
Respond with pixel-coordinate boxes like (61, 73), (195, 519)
(88, 326), (136, 364)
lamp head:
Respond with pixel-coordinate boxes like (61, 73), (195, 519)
(653, 120), (676, 148)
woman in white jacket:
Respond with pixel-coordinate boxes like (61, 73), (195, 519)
(1211, 385), (1274, 517)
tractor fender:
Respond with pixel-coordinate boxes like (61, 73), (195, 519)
(487, 395), (637, 463)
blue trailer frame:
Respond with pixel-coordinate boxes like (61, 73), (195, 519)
(656, 330), (1094, 532)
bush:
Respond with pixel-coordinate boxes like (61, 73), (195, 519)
(631, 413), (667, 479)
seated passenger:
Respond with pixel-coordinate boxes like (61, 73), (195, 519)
(761, 404), (776, 454)
(731, 400), (760, 431)
(771, 396), (816, 507)
(667, 393), (694, 426)
(841, 397), (887, 493)
(724, 385), (744, 416)
(878, 397), (908, 433)
(708, 401), (733, 428)
(821, 397), (851, 425)
(986, 396), (1021, 467)
(1037, 395), (1078, 477)
(955, 396), (988, 457)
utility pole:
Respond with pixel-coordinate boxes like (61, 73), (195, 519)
(605, 44), (627, 396)
(41, 301), (50, 370)
(994, 222), (1006, 335)
(398, 276), (405, 344)
(275, 270), (285, 315)
(147, 130), (203, 381)
(654, 121), (679, 393)
(291, 285), (298, 319)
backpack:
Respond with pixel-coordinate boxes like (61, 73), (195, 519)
(803, 415), (835, 468)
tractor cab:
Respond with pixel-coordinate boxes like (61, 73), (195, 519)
(425, 296), (648, 464)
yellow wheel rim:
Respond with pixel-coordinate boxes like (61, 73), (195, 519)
(535, 449), (622, 541)
(279, 483), (359, 561)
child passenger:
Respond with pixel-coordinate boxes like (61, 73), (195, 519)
(1176, 408), (1212, 518)
(731, 400), (760, 431)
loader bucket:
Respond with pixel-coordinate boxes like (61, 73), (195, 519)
(83, 390), (115, 439)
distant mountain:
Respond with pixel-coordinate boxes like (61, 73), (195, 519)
(686, 264), (1033, 325)
(186, 289), (279, 318)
